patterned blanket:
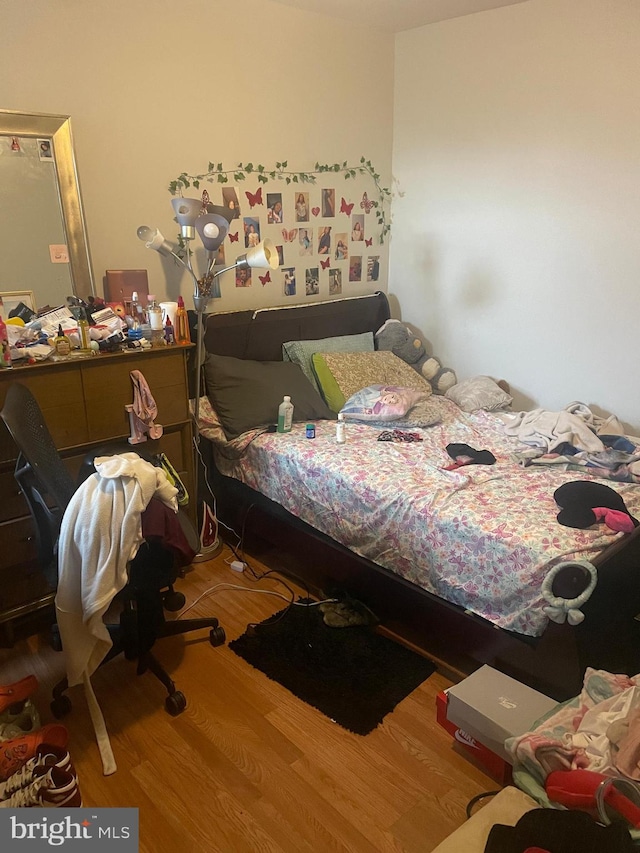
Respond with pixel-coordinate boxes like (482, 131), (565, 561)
(200, 397), (640, 637)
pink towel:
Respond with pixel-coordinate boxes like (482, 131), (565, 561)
(130, 370), (163, 440)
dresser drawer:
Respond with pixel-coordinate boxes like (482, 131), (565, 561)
(0, 517), (39, 570)
(0, 559), (54, 615)
(82, 352), (189, 442)
(0, 469), (29, 523)
(0, 369), (88, 462)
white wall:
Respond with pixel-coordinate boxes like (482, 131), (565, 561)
(0, 0), (393, 311)
(391, 0), (640, 431)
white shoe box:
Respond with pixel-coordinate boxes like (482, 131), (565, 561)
(446, 665), (557, 762)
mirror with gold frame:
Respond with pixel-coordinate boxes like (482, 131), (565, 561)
(0, 109), (95, 310)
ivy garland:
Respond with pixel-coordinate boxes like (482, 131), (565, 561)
(169, 157), (392, 242)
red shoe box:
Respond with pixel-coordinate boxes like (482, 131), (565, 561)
(436, 689), (513, 785)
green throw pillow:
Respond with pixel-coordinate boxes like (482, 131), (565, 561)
(282, 332), (374, 393)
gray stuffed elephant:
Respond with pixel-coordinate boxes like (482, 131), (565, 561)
(375, 319), (457, 394)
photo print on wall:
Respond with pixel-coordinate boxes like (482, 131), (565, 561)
(243, 217), (260, 248)
(322, 188), (335, 218)
(283, 267), (296, 297)
(305, 268), (319, 296)
(351, 214), (364, 242)
(236, 267), (252, 287)
(295, 192), (309, 222)
(317, 226), (331, 255)
(222, 186), (240, 218)
(335, 234), (348, 260)
(267, 193), (283, 224)
(329, 268), (342, 295)
(299, 228), (313, 256)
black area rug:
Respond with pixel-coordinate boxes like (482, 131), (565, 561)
(229, 604), (436, 735)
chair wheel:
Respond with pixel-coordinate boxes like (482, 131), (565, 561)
(51, 695), (72, 719)
(163, 590), (186, 612)
(165, 691), (187, 716)
(209, 626), (226, 646)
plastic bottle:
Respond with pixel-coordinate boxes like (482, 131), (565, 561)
(78, 308), (92, 351)
(130, 291), (145, 328)
(0, 313), (12, 368)
(164, 315), (175, 345)
(147, 294), (164, 347)
(277, 395), (294, 433)
(336, 412), (346, 444)
(175, 295), (191, 345)
(53, 323), (71, 356)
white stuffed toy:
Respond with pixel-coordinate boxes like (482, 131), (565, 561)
(375, 319), (457, 394)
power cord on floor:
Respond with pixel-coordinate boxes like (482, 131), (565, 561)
(466, 790), (502, 819)
(192, 432), (244, 546)
(177, 579), (337, 621)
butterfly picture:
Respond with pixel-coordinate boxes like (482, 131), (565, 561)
(360, 192), (374, 214)
(229, 232), (239, 243)
(340, 197), (354, 216)
(259, 272), (271, 286)
(320, 257), (330, 269)
(365, 238), (373, 247)
(245, 187), (263, 208)
(282, 228), (298, 242)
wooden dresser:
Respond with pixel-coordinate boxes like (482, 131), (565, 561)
(0, 345), (194, 639)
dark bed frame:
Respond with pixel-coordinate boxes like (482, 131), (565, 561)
(200, 292), (640, 701)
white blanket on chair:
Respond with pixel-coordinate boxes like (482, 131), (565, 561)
(55, 453), (177, 774)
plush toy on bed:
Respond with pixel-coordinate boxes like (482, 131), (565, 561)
(375, 319), (457, 394)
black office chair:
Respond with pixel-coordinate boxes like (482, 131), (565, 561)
(0, 382), (225, 717)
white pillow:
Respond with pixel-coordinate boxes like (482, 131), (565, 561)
(445, 376), (512, 412)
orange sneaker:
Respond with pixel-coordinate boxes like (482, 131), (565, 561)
(0, 724), (68, 782)
(0, 676), (38, 717)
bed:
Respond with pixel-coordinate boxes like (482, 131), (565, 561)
(197, 292), (640, 700)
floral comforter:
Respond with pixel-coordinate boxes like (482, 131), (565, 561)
(200, 397), (640, 637)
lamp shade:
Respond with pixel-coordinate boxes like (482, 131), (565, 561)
(171, 197), (203, 238)
(195, 213), (229, 253)
(244, 239), (279, 270)
(206, 204), (236, 226)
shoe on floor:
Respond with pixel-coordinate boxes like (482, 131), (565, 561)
(0, 765), (81, 808)
(0, 700), (40, 742)
(0, 724), (68, 782)
(0, 676), (38, 718)
(0, 744), (73, 801)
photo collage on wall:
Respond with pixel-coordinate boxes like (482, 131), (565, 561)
(210, 183), (381, 298)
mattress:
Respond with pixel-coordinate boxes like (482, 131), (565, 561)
(200, 397), (640, 637)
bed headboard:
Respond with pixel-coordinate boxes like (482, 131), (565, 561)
(202, 292), (390, 362)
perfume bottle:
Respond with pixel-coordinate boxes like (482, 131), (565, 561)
(175, 296), (190, 344)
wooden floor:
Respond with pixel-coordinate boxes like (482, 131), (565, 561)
(0, 546), (497, 852)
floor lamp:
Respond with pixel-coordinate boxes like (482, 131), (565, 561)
(137, 193), (279, 559)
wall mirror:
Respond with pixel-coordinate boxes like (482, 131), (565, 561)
(0, 109), (95, 311)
